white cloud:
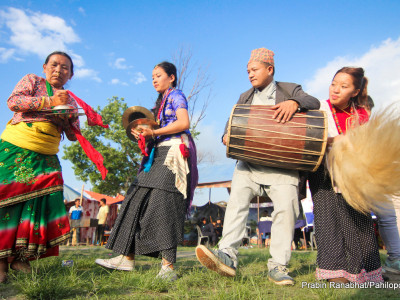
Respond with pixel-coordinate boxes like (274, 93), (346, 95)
(304, 36), (400, 109)
(74, 68), (102, 82)
(78, 7), (86, 16)
(0, 7), (80, 59)
(132, 72), (147, 84)
(0, 47), (15, 63)
(192, 121), (234, 205)
(113, 57), (132, 70)
(69, 52), (84, 68)
(110, 78), (128, 86)
(195, 122), (234, 173)
(0, 7), (104, 83)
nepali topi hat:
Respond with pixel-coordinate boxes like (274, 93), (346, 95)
(248, 48), (274, 66)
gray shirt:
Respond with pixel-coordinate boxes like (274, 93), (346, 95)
(252, 81), (276, 105)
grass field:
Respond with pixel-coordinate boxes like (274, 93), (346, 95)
(0, 246), (399, 299)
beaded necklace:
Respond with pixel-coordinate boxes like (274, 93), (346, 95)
(157, 88), (173, 125)
(331, 104), (354, 134)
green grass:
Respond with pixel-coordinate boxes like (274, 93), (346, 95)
(0, 247), (399, 299)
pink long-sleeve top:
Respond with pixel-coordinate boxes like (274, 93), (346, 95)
(7, 74), (79, 141)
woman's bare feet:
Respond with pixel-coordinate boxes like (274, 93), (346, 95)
(10, 259), (31, 274)
(0, 258), (8, 283)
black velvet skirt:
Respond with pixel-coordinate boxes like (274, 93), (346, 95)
(105, 146), (187, 263)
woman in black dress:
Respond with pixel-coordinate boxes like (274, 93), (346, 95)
(309, 67), (383, 284)
(95, 62), (198, 281)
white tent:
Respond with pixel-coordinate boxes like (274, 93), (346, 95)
(63, 184), (94, 203)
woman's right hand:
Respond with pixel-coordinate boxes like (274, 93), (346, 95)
(49, 90), (69, 107)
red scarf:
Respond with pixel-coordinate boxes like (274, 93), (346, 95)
(68, 91), (109, 180)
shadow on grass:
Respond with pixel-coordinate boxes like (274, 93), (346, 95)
(0, 282), (20, 299)
(8, 259), (174, 300)
(175, 259), (200, 268)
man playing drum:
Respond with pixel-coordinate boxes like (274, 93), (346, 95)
(196, 48), (319, 285)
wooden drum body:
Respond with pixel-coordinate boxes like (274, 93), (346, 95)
(226, 104), (327, 172)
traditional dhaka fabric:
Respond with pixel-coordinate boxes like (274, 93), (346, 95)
(7, 74), (79, 141)
(0, 140), (70, 260)
(248, 48), (275, 65)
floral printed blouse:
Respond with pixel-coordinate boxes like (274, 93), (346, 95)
(158, 89), (191, 142)
(7, 74), (79, 141)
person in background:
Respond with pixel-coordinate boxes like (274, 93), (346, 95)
(214, 219), (223, 240)
(378, 200), (400, 276)
(260, 210), (272, 222)
(200, 217), (217, 246)
(259, 210), (272, 247)
(0, 51), (78, 283)
(95, 198), (109, 245)
(365, 96), (400, 275)
(69, 198), (83, 246)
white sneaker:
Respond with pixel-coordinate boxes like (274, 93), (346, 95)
(156, 264), (178, 282)
(95, 255), (135, 271)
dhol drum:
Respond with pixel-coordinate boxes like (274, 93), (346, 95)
(226, 104), (327, 172)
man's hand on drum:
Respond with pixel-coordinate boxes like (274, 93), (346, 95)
(271, 100), (299, 123)
(131, 126), (153, 140)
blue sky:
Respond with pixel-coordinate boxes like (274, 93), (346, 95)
(1, 1), (400, 205)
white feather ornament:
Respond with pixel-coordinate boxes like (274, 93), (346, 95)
(328, 104), (400, 214)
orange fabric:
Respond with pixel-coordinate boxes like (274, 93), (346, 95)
(84, 190), (124, 205)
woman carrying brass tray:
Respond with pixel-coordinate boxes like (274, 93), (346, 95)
(95, 61), (198, 282)
(0, 51), (78, 283)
